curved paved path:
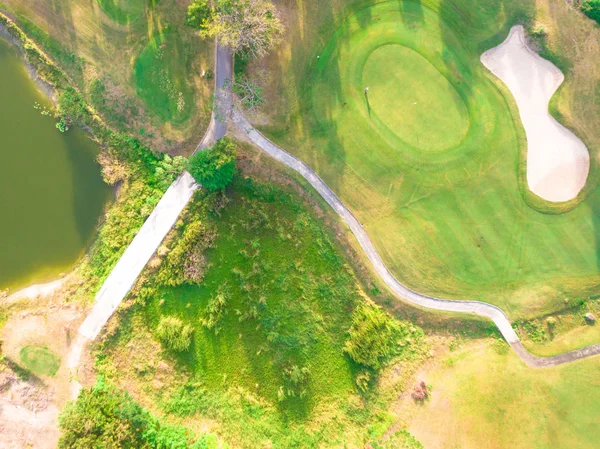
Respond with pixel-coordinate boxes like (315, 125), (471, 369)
(231, 108), (600, 367)
(197, 43), (233, 150)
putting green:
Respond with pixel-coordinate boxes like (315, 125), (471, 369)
(262, 0), (600, 318)
(362, 44), (469, 152)
(19, 345), (61, 377)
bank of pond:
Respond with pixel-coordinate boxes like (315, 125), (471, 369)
(0, 37), (110, 291)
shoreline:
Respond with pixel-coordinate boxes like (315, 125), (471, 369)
(3, 277), (66, 303)
(0, 20), (57, 103)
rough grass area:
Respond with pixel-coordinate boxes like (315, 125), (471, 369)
(134, 29), (195, 124)
(254, 0), (600, 319)
(0, 0), (212, 153)
(408, 341), (600, 449)
(97, 178), (430, 448)
(19, 345), (61, 377)
(96, 0), (146, 25)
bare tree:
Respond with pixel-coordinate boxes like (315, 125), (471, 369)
(201, 0), (285, 58)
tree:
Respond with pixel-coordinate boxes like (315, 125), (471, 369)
(156, 316), (194, 352)
(200, 0), (284, 58)
(59, 379), (154, 449)
(233, 77), (265, 110)
(581, 1), (600, 24)
(187, 138), (236, 191)
(185, 0), (211, 31)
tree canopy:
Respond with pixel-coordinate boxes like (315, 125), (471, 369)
(186, 0), (284, 58)
(187, 138), (236, 191)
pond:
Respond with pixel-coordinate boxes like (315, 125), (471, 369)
(0, 36), (110, 291)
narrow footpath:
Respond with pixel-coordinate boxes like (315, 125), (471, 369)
(230, 107), (600, 368)
(68, 42), (599, 398)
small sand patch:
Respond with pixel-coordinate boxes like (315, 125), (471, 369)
(481, 25), (590, 202)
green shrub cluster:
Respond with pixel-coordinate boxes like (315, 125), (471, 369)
(344, 301), (425, 370)
(581, 1), (600, 24)
(59, 378), (218, 449)
(187, 138), (237, 191)
(156, 316), (194, 351)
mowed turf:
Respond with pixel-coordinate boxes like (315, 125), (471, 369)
(409, 342), (600, 449)
(258, 0), (600, 319)
(134, 29), (195, 124)
(97, 0), (145, 25)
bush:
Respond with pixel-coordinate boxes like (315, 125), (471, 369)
(156, 316), (193, 351)
(581, 1), (600, 24)
(59, 378), (155, 449)
(187, 138), (236, 191)
(59, 379), (214, 449)
(343, 301), (424, 370)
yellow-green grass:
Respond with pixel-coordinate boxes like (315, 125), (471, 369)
(255, 0), (600, 319)
(96, 0), (146, 25)
(409, 342), (600, 449)
(102, 179), (428, 447)
(19, 345), (61, 377)
(0, 0), (212, 152)
(134, 29), (195, 124)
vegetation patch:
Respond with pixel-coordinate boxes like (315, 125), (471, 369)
(255, 0), (600, 318)
(96, 0), (147, 25)
(133, 29), (195, 125)
(99, 176), (429, 447)
(19, 345), (61, 377)
(59, 377), (217, 448)
(409, 341), (600, 448)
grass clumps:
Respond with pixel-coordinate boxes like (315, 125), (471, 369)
(99, 175), (430, 447)
(344, 301), (425, 370)
(187, 138), (237, 190)
(156, 316), (193, 352)
(59, 378), (217, 448)
(19, 345), (61, 377)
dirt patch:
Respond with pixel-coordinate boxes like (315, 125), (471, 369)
(0, 277), (91, 448)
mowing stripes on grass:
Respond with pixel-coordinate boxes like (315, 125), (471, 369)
(260, 0), (600, 317)
(96, 0), (147, 25)
(19, 345), (61, 377)
(133, 29), (195, 124)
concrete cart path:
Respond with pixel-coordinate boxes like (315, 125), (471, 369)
(231, 107), (600, 368)
(78, 172), (199, 340)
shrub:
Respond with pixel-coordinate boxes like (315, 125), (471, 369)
(343, 301), (424, 370)
(581, 1), (600, 24)
(156, 316), (193, 351)
(59, 379), (213, 448)
(187, 138), (236, 191)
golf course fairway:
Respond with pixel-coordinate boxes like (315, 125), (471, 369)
(259, 0), (600, 319)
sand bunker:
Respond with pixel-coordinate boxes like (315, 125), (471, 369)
(481, 25), (589, 202)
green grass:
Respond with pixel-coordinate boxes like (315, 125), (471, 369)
(19, 345), (61, 377)
(257, 0), (600, 319)
(409, 341), (600, 449)
(101, 178), (429, 448)
(133, 28), (195, 124)
(362, 44), (469, 152)
(96, 0), (147, 25)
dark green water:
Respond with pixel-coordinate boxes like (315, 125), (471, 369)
(0, 37), (110, 291)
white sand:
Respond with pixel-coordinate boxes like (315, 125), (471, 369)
(481, 25), (589, 202)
